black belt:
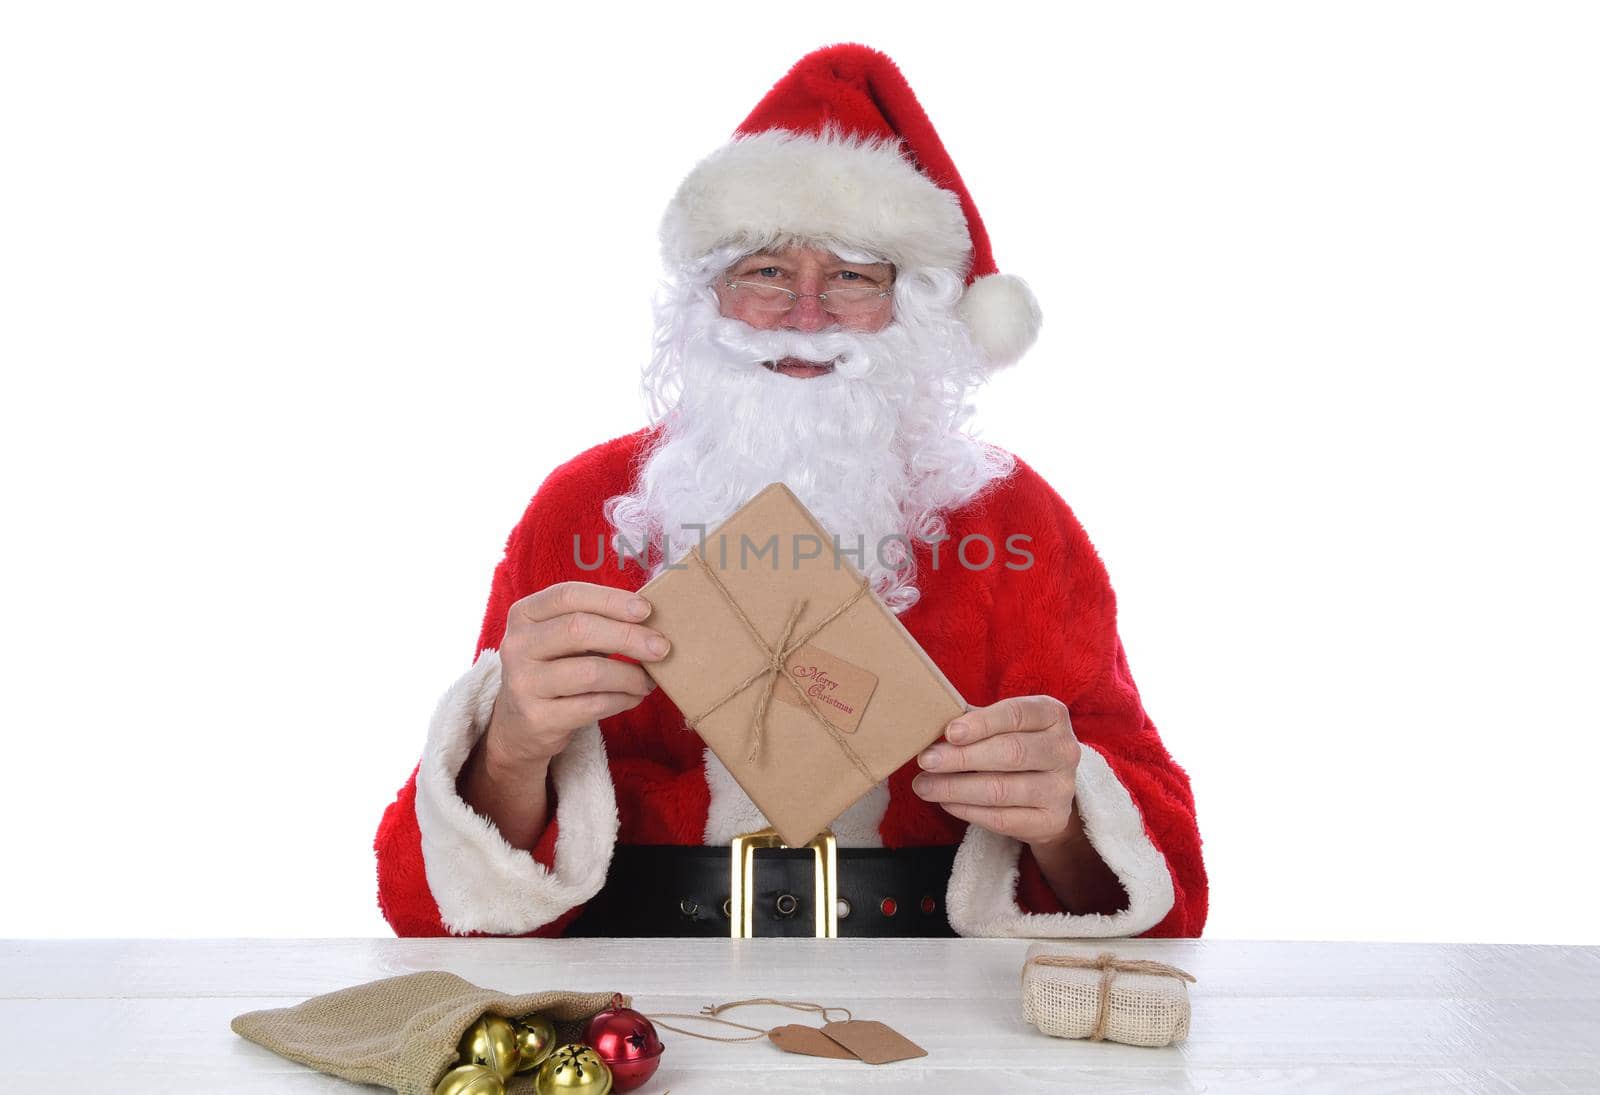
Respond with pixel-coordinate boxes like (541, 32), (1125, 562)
(564, 843), (960, 938)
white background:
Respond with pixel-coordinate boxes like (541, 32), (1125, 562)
(2, 3), (1595, 943)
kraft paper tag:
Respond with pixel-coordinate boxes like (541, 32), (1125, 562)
(819, 1020), (928, 1064)
(773, 642), (880, 733)
(767, 1024), (859, 1059)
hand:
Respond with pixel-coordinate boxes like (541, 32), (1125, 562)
(911, 695), (1082, 847)
(484, 581), (668, 772)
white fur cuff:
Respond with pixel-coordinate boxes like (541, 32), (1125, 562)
(944, 745), (1176, 938)
(413, 648), (619, 936)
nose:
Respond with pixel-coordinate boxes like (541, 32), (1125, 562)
(783, 298), (832, 333)
(783, 275), (834, 333)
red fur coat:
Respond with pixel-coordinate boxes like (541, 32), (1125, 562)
(374, 427), (1207, 938)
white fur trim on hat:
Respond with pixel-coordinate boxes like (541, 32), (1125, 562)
(944, 745), (1175, 937)
(660, 128), (972, 274)
(960, 273), (1043, 369)
(413, 648), (619, 936)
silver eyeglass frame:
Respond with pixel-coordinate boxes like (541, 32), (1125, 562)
(720, 278), (892, 316)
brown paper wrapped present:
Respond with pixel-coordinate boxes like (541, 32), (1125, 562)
(637, 482), (970, 848)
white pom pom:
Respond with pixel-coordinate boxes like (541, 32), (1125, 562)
(958, 273), (1042, 369)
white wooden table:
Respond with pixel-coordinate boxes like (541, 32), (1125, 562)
(2, 938), (1596, 1092)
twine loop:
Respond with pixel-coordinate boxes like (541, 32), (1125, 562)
(1022, 952), (1196, 1042)
(701, 997), (852, 1024)
(648, 997), (853, 1043)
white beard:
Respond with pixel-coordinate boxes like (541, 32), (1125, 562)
(603, 268), (1015, 614)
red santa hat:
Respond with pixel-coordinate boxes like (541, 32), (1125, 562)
(659, 43), (1043, 370)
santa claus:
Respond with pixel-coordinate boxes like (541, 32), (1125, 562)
(375, 44), (1207, 939)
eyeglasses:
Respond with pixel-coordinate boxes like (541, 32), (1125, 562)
(721, 279), (891, 317)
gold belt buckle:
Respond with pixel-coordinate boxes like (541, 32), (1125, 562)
(728, 827), (838, 938)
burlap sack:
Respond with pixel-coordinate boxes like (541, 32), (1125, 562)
(231, 971), (627, 1094)
(1021, 945), (1193, 1047)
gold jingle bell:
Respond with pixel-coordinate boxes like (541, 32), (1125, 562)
(514, 1013), (558, 1072)
(458, 1015), (521, 1080)
(434, 1063), (506, 1095)
(535, 1043), (614, 1095)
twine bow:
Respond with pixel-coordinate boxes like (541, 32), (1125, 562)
(1022, 952), (1197, 1042)
(679, 545), (875, 781)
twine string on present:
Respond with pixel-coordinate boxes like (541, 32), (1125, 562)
(679, 545), (875, 780)
(1022, 953), (1197, 1043)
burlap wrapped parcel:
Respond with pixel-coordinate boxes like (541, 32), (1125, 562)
(637, 482), (970, 848)
(230, 971), (625, 1094)
(1021, 944), (1195, 1047)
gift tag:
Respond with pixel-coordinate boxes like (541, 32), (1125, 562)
(774, 642), (880, 733)
(767, 1024), (858, 1059)
(820, 1020), (927, 1064)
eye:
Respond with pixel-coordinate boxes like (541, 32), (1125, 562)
(835, 270), (863, 281)
(755, 266), (782, 278)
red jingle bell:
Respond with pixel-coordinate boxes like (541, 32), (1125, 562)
(581, 1005), (664, 1092)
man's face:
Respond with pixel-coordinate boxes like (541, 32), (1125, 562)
(612, 236), (1008, 611)
(712, 244), (895, 379)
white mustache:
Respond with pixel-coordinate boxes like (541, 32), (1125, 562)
(697, 314), (900, 380)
